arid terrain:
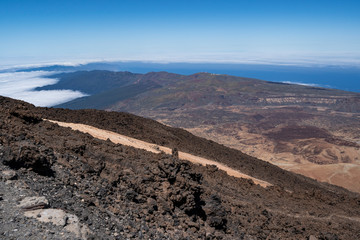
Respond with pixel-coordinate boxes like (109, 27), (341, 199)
(48, 71), (360, 192)
(1, 96), (360, 239)
(178, 105), (360, 193)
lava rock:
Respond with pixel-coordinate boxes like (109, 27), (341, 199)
(18, 196), (49, 211)
(203, 195), (227, 230)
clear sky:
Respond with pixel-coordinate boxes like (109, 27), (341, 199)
(1, 0), (359, 66)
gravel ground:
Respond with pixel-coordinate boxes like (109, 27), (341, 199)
(0, 165), (81, 240)
(1, 96), (360, 239)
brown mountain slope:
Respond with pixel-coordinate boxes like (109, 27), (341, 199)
(36, 106), (352, 195)
(52, 71), (360, 192)
(83, 72), (359, 193)
(45, 119), (272, 187)
(1, 96), (360, 239)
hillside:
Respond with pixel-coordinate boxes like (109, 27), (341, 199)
(48, 70), (360, 192)
(1, 96), (360, 239)
(36, 70), (141, 94)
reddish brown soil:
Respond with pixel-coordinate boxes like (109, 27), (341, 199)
(265, 125), (331, 141)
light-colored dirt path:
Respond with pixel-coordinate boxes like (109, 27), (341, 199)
(268, 209), (360, 224)
(47, 119), (271, 188)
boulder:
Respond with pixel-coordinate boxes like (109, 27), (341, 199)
(18, 196), (49, 211)
(24, 208), (92, 239)
(203, 195), (227, 230)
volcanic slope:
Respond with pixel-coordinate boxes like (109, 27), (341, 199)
(51, 71), (360, 192)
(46, 119), (271, 188)
(1, 96), (359, 239)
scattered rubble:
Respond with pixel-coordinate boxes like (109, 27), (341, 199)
(0, 96), (359, 239)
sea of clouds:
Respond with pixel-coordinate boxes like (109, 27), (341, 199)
(0, 71), (87, 107)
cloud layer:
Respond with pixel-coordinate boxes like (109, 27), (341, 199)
(0, 71), (87, 107)
(281, 81), (332, 89)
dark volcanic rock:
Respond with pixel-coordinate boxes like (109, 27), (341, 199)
(10, 110), (42, 124)
(34, 104), (358, 196)
(2, 144), (55, 177)
(0, 96), (360, 239)
(203, 195), (227, 230)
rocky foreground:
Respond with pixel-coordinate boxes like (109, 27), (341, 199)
(1, 96), (360, 239)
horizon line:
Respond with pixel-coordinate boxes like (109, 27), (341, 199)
(1, 57), (360, 72)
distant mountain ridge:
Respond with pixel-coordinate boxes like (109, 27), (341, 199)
(7, 61), (360, 92)
(50, 70), (360, 111)
(36, 70), (141, 94)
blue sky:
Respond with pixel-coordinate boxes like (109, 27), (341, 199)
(1, 0), (360, 66)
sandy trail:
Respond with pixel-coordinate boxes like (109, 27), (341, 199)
(47, 119), (271, 188)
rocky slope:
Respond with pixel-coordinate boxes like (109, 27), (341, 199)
(1, 96), (360, 239)
(47, 71), (360, 192)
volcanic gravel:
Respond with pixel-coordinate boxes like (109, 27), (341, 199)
(0, 96), (360, 239)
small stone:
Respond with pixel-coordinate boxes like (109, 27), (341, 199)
(1, 170), (17, 181)
(309, 235), (318, 240)
(18, 196), (49, 211)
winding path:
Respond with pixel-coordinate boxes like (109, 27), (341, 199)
(47, 119), (271, 188)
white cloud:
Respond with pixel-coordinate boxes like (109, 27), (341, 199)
(13, 90), (86, 107)
(281, 81), (332, 88)
(281, 81), (319, 87)
(1, 52), (360, 72)
(0, 71), (87, 107)
(0, 71), (57, 94)
(0, 58), (103, 71)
